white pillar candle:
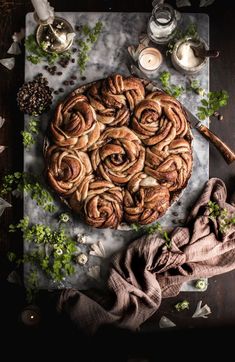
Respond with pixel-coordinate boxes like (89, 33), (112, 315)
(138, 47), (163, 74)
(31, 0), (53, 21)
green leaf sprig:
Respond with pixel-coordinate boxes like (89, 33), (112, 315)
(25, 34), (71, 65)
(76, 21), (103, 75)
(197, 90), (229, 120)
(189, 79), (206, 96)
(131, 222), (172, 249)
(207, 201), (235, 234)
(159, 71), (184, 98)
(167, 22), (199, 55)
(0, 172), (56, 213)
(21, 118), (39, 149)
(9, 217), (77, 300)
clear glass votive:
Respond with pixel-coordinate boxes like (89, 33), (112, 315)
(138, 47), (163, 75)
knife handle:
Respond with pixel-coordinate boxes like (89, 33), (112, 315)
(196, 123), (235, 164)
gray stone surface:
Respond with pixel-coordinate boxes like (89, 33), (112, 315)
(24, 12), (209, 290)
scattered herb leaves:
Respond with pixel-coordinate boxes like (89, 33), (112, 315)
(131, 222), (172, 249)
(196, 90), (229, 120)
(167, 23), (199, 55)
(207, 201), (235, 234)
(21, 118), (39, 149)
(0, 172), (56, 213)
(25, 34), (71, 65)
(159, 71), (184, 98)
(76, 21), (103, 74)
(9, 217), (77, 301)
(189, 79), (206, 96)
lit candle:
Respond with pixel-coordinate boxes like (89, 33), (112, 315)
(138, 47), (163, 74)
(20, 305), (41, 327)
(31, 0), (54, 22)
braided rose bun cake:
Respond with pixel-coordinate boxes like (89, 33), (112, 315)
(45, 74), (193, 229)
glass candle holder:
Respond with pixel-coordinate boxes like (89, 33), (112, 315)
(138, 47), (163, 75)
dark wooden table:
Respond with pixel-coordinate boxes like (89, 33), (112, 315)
(1, 0), (235, 358)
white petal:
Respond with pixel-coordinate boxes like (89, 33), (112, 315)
(200, 0), (215, 6)
(12, 28), (25, 43)
(0, 116), (5, 128)
(87, 265), (100, 280)
(0, 58), (15, 70)
(176, 0), (191, 7)
(77, 233), (87, 244)
(159, 316), (176, 328)
(89, 241), (106, 257)
(192, 300), (211, 318)
(0, 197), (12, 217)
(0, 146), (6, 154)
(7, 42), (21, 55)
(67, 32), (76, 42)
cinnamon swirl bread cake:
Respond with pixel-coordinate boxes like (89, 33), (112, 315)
(45, 74), (193, 229)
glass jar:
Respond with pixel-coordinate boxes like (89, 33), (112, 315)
(147, 3), (181, 44)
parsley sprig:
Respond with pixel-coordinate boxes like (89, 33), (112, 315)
(159, 71), (184, 98)
(196, 90), (229, 120)
(76, 21), (103, 74)
(0, 172), (56, 213)
(21, 118), (39, 149)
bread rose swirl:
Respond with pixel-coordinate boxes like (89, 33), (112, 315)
(88, 81), (130, 127)
(124, 172), (170, 224)
(146, 92), (188, 138)
(83, 180), (123, 229)
(87, 75), (145, 127)
(46, 145), (92, 196)
(132, 99), (176, 146)
(145, 139), (192, 191)
(50, 94), (100, 151)
(91, 126), (145, 184)
(101, 74), (145, 111)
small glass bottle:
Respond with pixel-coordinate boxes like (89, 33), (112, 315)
(147, 2), (181, 44)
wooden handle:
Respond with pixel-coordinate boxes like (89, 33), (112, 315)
(197, 123), (235, 164)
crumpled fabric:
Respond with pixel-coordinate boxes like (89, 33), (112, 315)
(58, 178), (235, 334)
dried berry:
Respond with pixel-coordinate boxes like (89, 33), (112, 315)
(17, 75), (53, 116)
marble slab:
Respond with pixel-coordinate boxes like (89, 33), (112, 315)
(24, 12), (209, 290)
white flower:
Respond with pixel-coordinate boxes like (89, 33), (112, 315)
(0, 58), (15, 70)
(89, 241), (106, 258)
(56, 248), (63, 256)
(12, 28), (25, 43)
(192, 300), (211, 318)
(87, 265), (100, 280)
(0, 197), (12, 217)
(77, 253), (88, 265)
(7, 42), (21, 55)
(0, 116), (5, 128)
(159, 316), (176, 328)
